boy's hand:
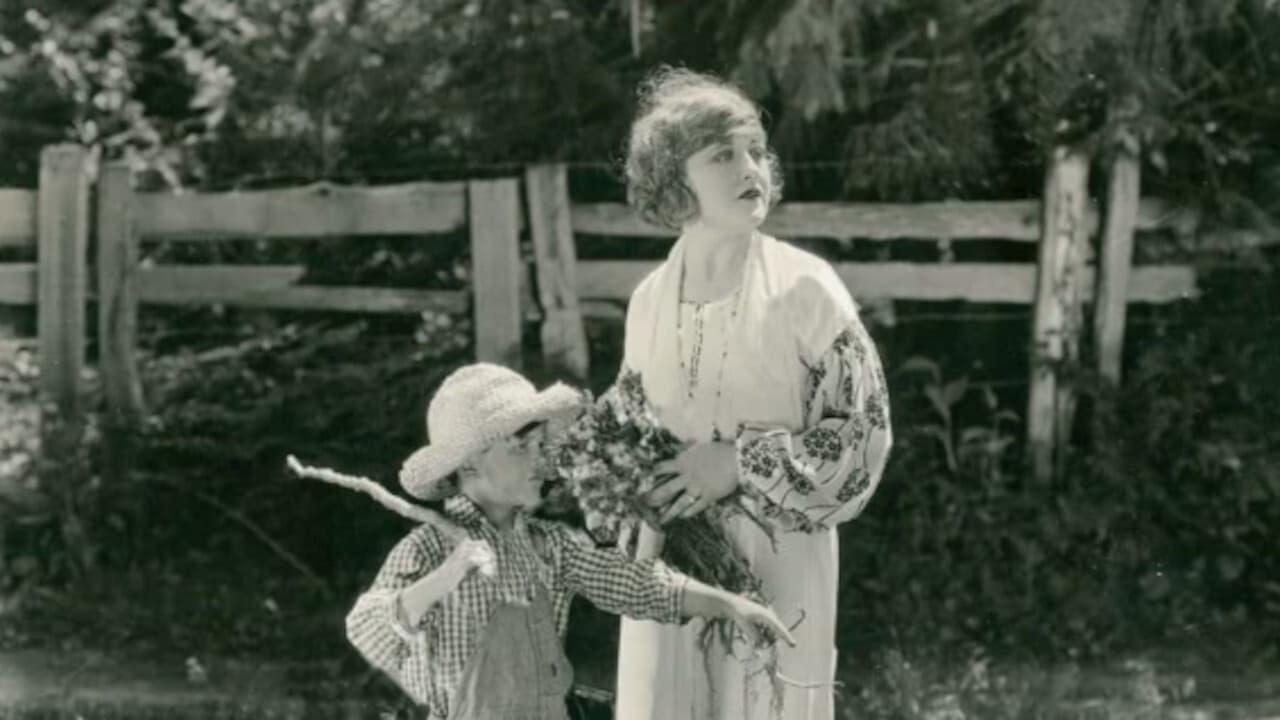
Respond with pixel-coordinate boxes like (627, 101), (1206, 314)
(446, 539), (497, 580)
(723, 596), (797, 649)
(397, 539), (496, 629)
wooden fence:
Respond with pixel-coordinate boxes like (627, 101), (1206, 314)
(0, 144), (1210, 482)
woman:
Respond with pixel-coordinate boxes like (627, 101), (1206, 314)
(613, 68), (893, 720)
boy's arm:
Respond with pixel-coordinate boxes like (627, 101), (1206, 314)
(551, 525), (685, 623)
(552, 526), (795, 646)
(678, 575), (796, 648)
(346, 529), (488, 680)
(397, 540), (494, 627)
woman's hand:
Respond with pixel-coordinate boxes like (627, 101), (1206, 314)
(646, 441), (739, 523)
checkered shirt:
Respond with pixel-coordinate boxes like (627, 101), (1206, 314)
(345, 495), (687, 718)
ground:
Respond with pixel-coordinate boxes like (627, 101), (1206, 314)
(2, 563), (1279, 719)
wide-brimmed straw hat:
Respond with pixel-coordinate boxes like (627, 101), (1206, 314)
(399, 363), (583, 500)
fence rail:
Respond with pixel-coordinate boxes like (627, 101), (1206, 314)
(570, 197), (1196, 241)
(0, 188), (36, 247)
(0, 145), (1255, 485)
(571, 259), (1195, 306)
(134, 180), (472, 240)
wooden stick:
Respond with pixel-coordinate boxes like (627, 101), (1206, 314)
(285, 455), (463, 540)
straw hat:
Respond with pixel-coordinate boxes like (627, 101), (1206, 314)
(399, 363), (583, 500)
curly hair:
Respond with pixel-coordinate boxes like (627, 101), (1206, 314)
(625, 67), (783, 231)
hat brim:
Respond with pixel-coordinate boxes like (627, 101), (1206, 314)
(399, 383), (583, 500)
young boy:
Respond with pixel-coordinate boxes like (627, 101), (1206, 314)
(346, 363), (794, 720)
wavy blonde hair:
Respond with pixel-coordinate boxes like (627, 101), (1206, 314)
(625, 67), (783, 230)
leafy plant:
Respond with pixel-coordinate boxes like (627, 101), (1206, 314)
(0, 344), (104, 602)
(899, 355), (1018, 481)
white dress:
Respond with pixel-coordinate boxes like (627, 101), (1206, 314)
(614, 233), (893, 720)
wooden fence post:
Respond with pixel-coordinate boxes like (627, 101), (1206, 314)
(468, 178), (524, 368)
(525, 164), (589, 380)
(97, 161), (145, 489)
(1094, 144), (1140, 386)
(1028, 148), (1090, 484)
(37, 144), (91, 422)
(37, 143), (94, 571)
(98, 161), (145, 424)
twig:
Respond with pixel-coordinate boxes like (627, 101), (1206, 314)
(58, 656), (97, 693)
(774, 672), (845, 690)
(787, 609), (808, 633)
(285, 455), (464, 541)
(147, 474), (331, 597)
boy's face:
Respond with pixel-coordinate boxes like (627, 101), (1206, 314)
(466, 421), (549, 511)
(683, 126), (772, 232)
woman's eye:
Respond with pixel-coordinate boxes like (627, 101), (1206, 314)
(749, 146), (765, 160)
(713, 149), (733, 163)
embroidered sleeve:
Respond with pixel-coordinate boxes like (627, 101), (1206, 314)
(735, 317), (892, 531)
(345, 528), (446, 683)
(550, 524), (686, 624)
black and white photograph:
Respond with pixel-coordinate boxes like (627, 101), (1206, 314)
(1, 1), (1278, 718)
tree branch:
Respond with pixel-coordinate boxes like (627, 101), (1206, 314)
(285, 455), (464, 540)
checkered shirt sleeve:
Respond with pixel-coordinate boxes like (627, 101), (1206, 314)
(347, 509), (685, 715)
(345, 525), (448, 708)
(540, 522), (687, 624)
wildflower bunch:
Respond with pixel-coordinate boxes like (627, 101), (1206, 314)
(544, 370), (775, 630)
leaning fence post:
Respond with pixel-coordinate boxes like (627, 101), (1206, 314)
(468, 178), (524, 368)
(98, 161), (146, 488)
(98, 161), (145, 424)
(1094, 141), (1140, 387)
(525, 163), (589, 380)
(1028, 148), (1090, 484)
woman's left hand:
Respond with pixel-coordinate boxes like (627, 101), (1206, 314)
(647, 441), (739, 523)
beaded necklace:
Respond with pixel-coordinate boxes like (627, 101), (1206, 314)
(675, 263), (741, 442)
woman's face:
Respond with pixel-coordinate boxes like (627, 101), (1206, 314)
(467, 422), (549, 511)
(683, 127), (772, 233)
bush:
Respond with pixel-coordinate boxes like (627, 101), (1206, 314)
(838, 265), (1280, 669)
(5, 262), (1278, 674)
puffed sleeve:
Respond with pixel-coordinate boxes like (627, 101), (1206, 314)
(734, 267), (893, 531)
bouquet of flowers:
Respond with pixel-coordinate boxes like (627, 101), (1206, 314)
(544, 370), (776, 642)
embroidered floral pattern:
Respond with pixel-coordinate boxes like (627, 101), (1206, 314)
(761, 499), (821, 533)
(786, 466), (816, 495)
(866, 389), (888, 431)
(837, 468), (871, 503)
(741, 435), (786, 479)
(736, 317), (891, 533)
(803, 362), (827, 416)
(848, 415), (868, 446)
(831, 327), (855, 355)
(802, 427), (844, 462)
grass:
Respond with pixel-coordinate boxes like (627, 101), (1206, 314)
(3, 539), (1277, 720)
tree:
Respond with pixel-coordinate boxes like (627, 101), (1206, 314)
(1, 0), (1276, 217)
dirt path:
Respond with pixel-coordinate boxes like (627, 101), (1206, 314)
(3, 649), (1280, 719)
